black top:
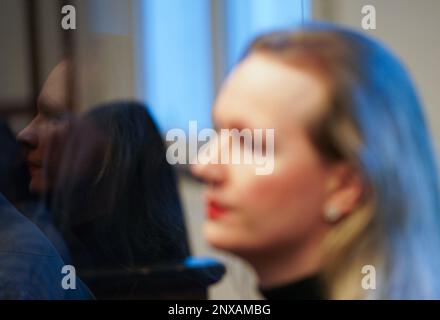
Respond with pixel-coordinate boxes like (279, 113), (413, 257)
(259, 274), (324, 300)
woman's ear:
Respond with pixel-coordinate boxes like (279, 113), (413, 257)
(323, 163), (365, 223)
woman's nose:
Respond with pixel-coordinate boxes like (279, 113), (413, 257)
(190, 138), (226, 186)
(191, 161), (226, 186)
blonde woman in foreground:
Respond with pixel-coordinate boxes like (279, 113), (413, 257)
(191, 24), (440, 299)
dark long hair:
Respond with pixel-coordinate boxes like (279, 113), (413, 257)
(52, 101), (190, 270)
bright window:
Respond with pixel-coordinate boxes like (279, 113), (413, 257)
(137, 0), (310, 132)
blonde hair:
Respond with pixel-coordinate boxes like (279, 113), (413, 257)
(246, 24), (440, 299)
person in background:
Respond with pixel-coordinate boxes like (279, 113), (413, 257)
(50, 101), (190, 297)
(17, 59), (71, 196)
(15, 59), (73, 263)
(191, 24), (440, 299)
(0, 63), (92, 299)
(16, 57), (192, 298)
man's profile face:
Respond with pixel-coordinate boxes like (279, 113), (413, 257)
(17, 60), (71, 194)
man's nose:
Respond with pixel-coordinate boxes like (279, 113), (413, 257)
(17, 121), (39, 149)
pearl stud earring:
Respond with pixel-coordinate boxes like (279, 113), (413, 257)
(324, 206), (341, 223)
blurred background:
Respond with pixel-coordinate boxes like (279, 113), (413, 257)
(0, 0), (439, 299)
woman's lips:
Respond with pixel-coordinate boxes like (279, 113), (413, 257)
(206, 200), (228, 220)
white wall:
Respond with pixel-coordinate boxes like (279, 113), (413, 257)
(0, 0), (65, 133)
(73, 0), (136, 113)
(0, 0), (30, 103)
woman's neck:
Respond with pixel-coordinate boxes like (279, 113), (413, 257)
(246, 230), (327, 289)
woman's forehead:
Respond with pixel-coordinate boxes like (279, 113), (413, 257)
(213, 54), (330, 130)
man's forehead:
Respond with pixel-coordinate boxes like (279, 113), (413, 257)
(38, 61), (69, 112)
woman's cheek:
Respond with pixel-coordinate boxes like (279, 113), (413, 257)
(252, 157), (325, 212)
(237, 171), (290, 217)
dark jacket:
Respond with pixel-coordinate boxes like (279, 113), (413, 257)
(0, 193), (93, 299)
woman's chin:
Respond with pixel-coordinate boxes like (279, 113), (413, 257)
(203, 221), (258, 255)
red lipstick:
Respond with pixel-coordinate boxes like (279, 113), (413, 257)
(207, 200), (228, 220)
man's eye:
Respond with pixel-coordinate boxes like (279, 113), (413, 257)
(46, 113), (69, 124)
(46, 113), (60, 121)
